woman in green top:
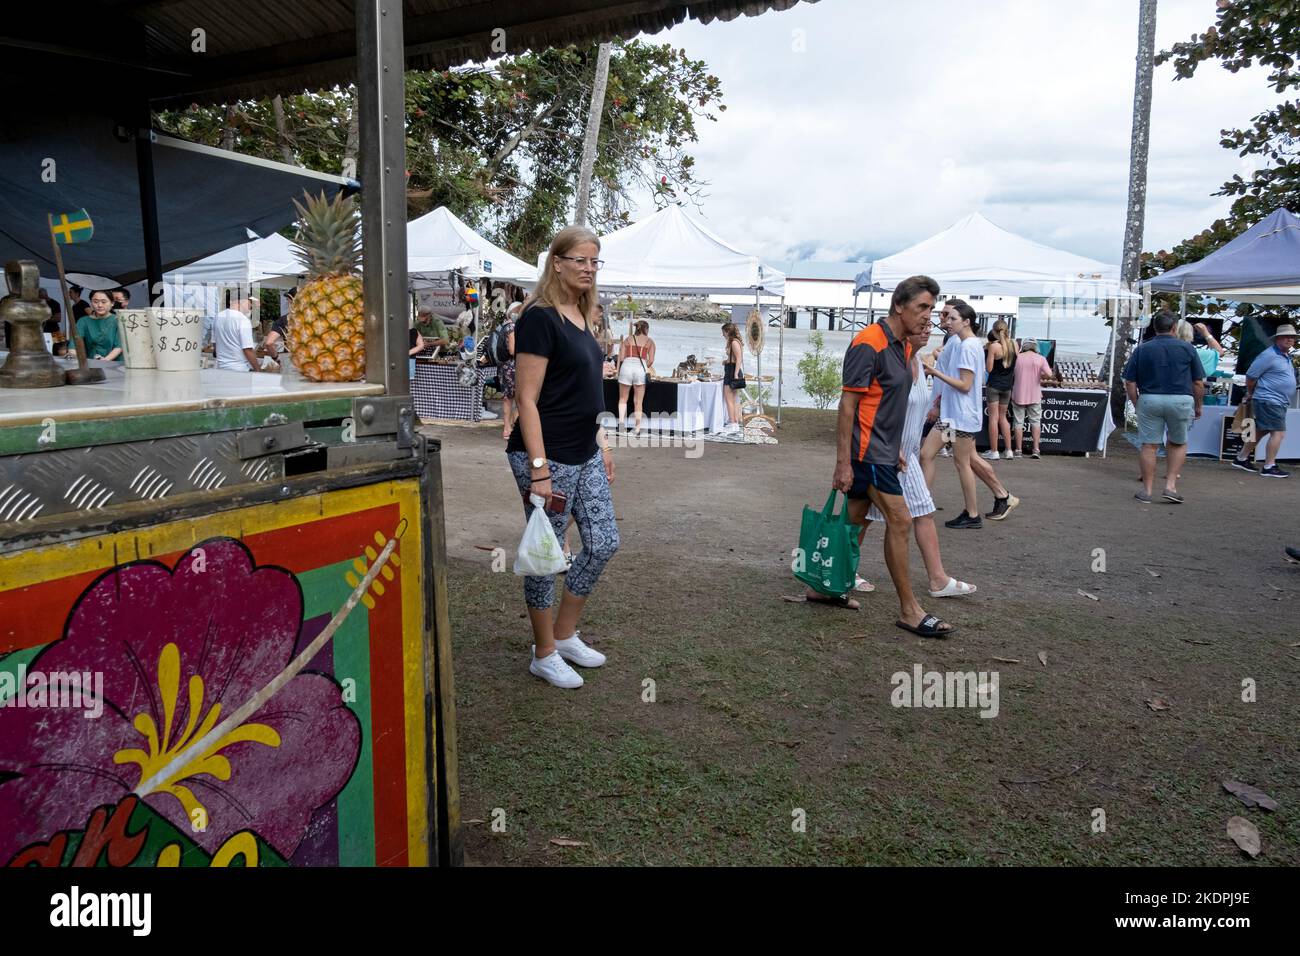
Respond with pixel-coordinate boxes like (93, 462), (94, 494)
(76, 290), (123, 362)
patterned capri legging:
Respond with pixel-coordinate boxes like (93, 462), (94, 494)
(507, 449), (620, 609)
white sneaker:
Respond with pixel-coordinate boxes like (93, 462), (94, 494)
(479, 408), (499, 420)
(530, 647), (584, 688)
(981, 450), (1001, 460)
(939, 447), (952, 458)
(555, 631), (606, 668)
(1002, 450), (1014, 460)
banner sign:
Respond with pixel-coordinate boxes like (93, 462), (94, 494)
(977, 388), (1113, 454)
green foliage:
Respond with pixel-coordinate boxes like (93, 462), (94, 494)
(1145, 1), (1300, 323)
(154, 40), (724, 263)
(797, 332), (842, 410)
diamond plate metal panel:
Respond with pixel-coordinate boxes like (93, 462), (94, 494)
(0, 431), (285, 526)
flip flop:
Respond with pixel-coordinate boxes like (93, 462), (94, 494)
(929, 577), (977, 598)
(854, 575), (876, 593)
(896, 614), (956, 638)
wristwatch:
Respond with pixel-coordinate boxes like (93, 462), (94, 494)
(531, 457), (546, 470)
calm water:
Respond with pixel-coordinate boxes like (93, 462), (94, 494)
(608, 302), (1111, 409)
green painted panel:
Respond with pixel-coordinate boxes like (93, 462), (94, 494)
(0, 647), (45, 707)
(300, 562), (375, 867)
(0, 398), (355, 456)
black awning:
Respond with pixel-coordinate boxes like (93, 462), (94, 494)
(0, 110), (352, 285)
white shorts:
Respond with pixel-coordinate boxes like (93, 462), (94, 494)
(865, 451), (935, 521)
(618, 358), (647, 386)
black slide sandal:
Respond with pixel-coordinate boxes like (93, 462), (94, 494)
(896, 614), (956, 638)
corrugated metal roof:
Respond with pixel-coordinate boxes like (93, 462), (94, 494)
(9, 1), (816, 105)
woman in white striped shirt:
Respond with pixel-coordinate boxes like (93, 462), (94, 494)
(862, 327), (976, 599)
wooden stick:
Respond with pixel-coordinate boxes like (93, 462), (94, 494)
(48, 213), (89, 371)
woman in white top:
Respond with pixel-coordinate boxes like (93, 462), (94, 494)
(861, 327), (976, 598)
(617, 319), (655, 433)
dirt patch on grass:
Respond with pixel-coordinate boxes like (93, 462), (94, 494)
(429, 409), (1300, 866)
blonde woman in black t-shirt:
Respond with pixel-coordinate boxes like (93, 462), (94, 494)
(506, 225), (620, 689)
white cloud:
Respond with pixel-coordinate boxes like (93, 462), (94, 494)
(629, 0), (1280, 264)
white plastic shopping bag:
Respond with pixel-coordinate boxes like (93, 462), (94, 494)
(514, 494), (569, 576)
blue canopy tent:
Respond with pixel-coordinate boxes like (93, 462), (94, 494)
(1147, 208), (1300, 306)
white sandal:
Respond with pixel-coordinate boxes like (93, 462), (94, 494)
(929, 577), (977, 598)
(854, 575), (876, 593)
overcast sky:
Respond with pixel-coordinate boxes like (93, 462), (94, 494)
(628, 0), (1279, 265)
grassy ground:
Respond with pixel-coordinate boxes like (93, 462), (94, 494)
(430, 408), (1300, 866)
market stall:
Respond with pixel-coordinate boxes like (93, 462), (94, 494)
(413, 361), (487, 422)
(563, 204), (786, 422)
(600, 377), (728, 434)
(1147, 207), (1300, 460)
(0, 0), (810, 874)
(858, 212), (1127, 455)
(975, 385), (1115, 454)
(406, 206), (536, 418)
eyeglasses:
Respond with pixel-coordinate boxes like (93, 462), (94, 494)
(556, 255), (604, 271)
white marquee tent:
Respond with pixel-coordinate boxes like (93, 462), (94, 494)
(164, 229), (305, 289)
(549, 204), (788, 418)
(856, 212), (1121, 297)
(574, 204), (785, 296)
(856, 212), (1127, 456)
(407, 206), (538, 285)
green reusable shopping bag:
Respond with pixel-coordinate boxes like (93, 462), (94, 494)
(794, 490), (860, 597)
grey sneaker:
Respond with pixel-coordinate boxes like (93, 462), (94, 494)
(1135, 491), (1152, 503)
(1260, 465), (1291, 478)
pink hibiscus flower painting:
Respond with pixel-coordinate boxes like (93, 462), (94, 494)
(0, 538), (361, 866)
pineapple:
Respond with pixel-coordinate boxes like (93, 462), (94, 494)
(287, 190), (365, 382)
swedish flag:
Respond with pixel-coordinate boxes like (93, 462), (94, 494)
(50, 209), (94, 245)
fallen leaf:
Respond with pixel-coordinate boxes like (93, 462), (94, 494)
(549, 838), (588, 848)
(1077, 589), (1100, 601)
(1226, 816), (1261, 858)
(1145, 698), (1170, 712)
(1037, 651), (1048, 667)
(1144, 567), (1161, 578)
(1181, 638), (1213, 646)
(473, 545), (497, 552)
(1223, 780), (1280, 812)
(992, 657), (1022, 664)
(1289, 642), (1300, 648)
(465, 818), (486, 825)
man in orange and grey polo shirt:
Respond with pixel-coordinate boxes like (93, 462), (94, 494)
(829, 275), (956, 638)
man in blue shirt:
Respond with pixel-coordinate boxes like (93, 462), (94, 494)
(1235, 323), (1297, 478)
(1123, 310), (1205, 503)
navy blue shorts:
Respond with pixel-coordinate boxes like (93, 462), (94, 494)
(849, 459), (903, 499)
(1254, 400), (1288, 435)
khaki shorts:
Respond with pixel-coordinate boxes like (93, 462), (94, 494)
(1011, 401), (1042, 427)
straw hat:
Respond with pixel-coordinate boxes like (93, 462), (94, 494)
(1271, 324), (1297, 338)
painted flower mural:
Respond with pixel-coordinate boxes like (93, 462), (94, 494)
(0, 538), (362, 866)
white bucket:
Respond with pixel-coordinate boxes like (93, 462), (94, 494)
(148, 309), (204, 371)
(116, 309), (156, 369)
